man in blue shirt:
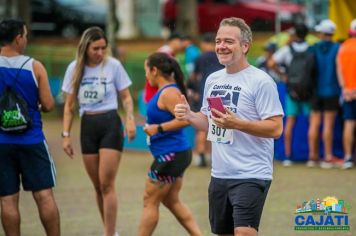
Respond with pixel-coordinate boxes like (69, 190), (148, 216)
(308, 19), (341, 168)
(0, 19), (59, 236)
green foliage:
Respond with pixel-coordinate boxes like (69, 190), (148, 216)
(26, 44), (149, 106)
(25, 33), (271, 107)
(122, 52), (148, 97)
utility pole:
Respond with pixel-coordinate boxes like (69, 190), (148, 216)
(107, 0), (119, 57)
(275, 0), (281, 35)
(176, 0), (198, 37)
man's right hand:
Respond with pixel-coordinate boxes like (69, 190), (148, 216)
(174, 95), (192, 121)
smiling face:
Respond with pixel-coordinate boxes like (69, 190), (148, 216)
(86, 38), (107, 66)
(215, 25), (249, 71)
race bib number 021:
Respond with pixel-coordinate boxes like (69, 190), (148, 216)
(207, 117), (233, 144)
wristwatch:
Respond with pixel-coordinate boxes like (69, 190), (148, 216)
(157, 124), (164, 133)
(61, 131), (70, 138)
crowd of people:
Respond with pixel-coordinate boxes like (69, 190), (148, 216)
(0, 15), (355, 236)
(265, 19), (356, 170)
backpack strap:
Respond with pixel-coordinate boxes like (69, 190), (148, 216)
(11, 57), (32, 87)
(15, 57), (32, 79)
(289, 44), (296, 56)
(289, 43), (310, 56)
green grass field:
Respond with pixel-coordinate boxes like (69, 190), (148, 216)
(1, 118), (355, 236)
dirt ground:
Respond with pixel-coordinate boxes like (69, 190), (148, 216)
(1, 117), (355, 236)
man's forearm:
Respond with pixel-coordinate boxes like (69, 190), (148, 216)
(233, 116), (283, 139)
(188, 112), (209, 131)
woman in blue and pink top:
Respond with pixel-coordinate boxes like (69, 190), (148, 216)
(138, 52), (202, 236)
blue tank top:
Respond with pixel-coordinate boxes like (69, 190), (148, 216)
(314, 41), (340, 97)
(146, 84), (190, 156)
(0, 55), (45, 144)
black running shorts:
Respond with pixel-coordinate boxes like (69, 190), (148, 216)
(80, 110), (124, 154)
(208, 177), (271, 234)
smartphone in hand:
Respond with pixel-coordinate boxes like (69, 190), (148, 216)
(207, 96), (226, 117)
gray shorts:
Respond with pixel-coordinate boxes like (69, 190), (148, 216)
(208, 177), (271, 234)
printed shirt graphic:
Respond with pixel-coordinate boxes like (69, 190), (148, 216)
(2, 103), (27, 129)
(62, 57), (132, 116)
(201, 66), (284, 180)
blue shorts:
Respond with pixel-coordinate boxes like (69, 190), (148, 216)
(208, 177), (271, 234)
(343, 100), (356, 120)
(285, 94), (311, 117)
(0, 141), (56, 196)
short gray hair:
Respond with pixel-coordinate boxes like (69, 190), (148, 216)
(219, 17), (252, 44)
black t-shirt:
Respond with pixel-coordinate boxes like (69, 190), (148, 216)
(194, 51), (224, 97)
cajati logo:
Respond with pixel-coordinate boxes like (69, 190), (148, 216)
(294, 196), (350, 231)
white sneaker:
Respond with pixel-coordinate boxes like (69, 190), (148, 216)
(320, 161), (334, 169)
(342, 159), (354, 170)
(282, 159), (292, 166)
(194, 155), (200, 166)
(306, 160), (318, 168)
(103, 232), (119, 236)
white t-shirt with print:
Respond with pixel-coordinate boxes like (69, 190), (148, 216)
(62, 57), (132, 116)
(201, 65), (284, 180)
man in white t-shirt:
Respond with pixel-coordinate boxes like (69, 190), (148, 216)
(175, 17), (284, 236)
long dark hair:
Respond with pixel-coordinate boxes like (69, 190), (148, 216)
(146, 52), (187, 97)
